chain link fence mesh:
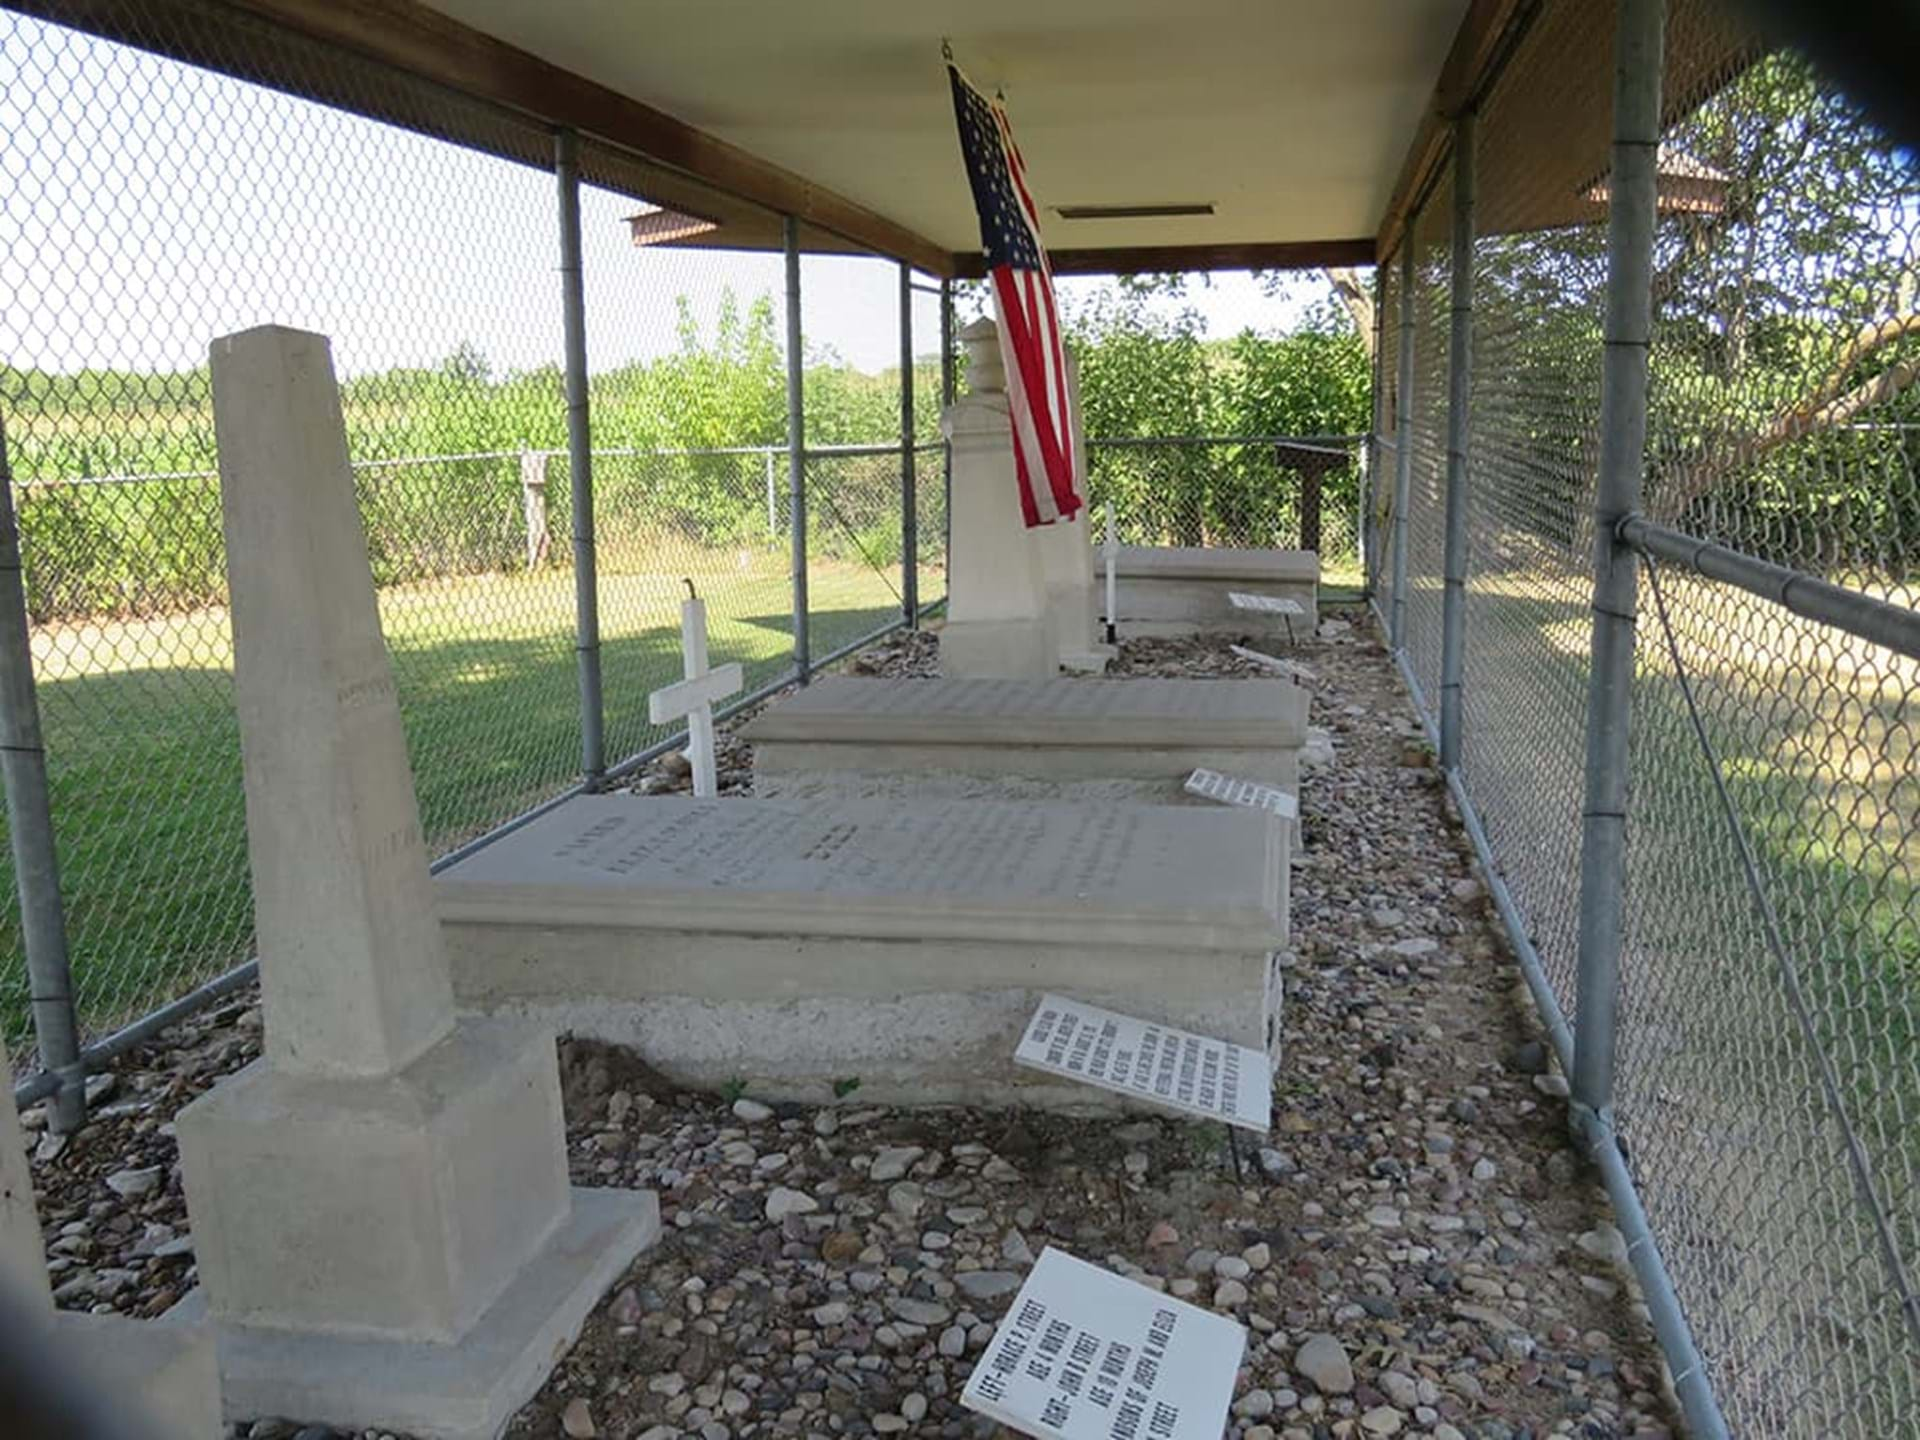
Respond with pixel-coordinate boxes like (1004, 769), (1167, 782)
(0, 7), (937, 1061)
(1083, 436), (1365, 586)
(1619, 7), (1919, 1430)
(1402, 170), (1455, 712)
(1381, 1), (1919, 1432)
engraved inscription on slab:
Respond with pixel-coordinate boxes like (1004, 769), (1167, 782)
(1013, 995), (1271, 1132)
(1184, 767), (1297, 821)
(1226, 591), (1304, 615)
(961, 1247), (1246, 1440)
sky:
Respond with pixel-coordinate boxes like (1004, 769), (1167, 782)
(0, 12), (1321, 383)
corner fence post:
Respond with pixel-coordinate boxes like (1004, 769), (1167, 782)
(555, 128), (604, 783)
(1389, 234), (1417, 651)
(899, 261), (918, 626)
(785, 216), (810, 682)
(1574, 0), (1662, 1133)
(1438, 109), (1477, 772)
(0, 419), (85, 1132)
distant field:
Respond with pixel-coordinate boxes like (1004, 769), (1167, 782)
(0, 543), (912, 1049)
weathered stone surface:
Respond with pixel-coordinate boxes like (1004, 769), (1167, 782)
(438, 795), (1285, 1107)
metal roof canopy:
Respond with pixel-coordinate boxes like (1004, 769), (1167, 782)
(18, 0), (1755, 275)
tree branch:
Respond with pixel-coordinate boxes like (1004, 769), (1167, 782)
(1654, 311), (1920, 520)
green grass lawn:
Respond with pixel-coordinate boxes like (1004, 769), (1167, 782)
(1, 542), (918, 1048)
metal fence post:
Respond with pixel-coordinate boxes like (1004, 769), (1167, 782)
(0, 420), (85, 1132)
(940, 277), (955, 572)
(1363, 264), (1387, 597)
(1574, 0), (1662, 1127)
(785, 216), (810, 683)
(1389, 235), (1417, 651)
(1438, 110), (1477, 772)
(555, 128), (605, 783)
(899, 262), (918, 625)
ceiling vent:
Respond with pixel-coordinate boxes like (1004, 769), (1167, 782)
(1054, 203), (1215, 220)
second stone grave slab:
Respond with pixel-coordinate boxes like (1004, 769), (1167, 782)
(743, 675), (1307, 807)
(1103, 545), (1320, 637)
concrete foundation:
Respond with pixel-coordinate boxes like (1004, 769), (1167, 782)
(53, 1310), (223, 1439)
(177, 1021), (571, 1343)
(1104, 546), (1321, 637)
(3, 1034), (223, 1439)
(171, 1189), (657, 1440)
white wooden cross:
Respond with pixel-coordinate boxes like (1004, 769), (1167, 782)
(647, 592), (743, 799)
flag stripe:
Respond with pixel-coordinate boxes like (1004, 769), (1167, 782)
(948, 63), (1082, 525)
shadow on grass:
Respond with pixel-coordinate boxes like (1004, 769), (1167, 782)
(0, 588), (897, 1050)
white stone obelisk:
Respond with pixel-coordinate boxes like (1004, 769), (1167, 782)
(175, 326), (656, 1440)
(938, 317), (1054, 678)
(1032, 348), (1114, 673)
(1, 1039), (220, 1439)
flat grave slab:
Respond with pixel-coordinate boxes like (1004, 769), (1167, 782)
(1013, 994), (1272, 1131)
(1104, 545), (1319, 637)
(961, 1247), (1245, 1440)
(437, 795), (1287, 1107)
(744, 676), (1307, 801)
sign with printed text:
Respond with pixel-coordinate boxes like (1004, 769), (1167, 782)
(1226, 591), (1304, 615)
(961, 1247), (1245, 1440)
(1184, 767), (1298, 821)
(1013, 995), (1271, 1132)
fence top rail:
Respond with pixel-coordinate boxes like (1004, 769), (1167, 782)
(1619, 513), (1920, 663)
(11, 440), (948, 488)
(1087, 433), (1365, 451)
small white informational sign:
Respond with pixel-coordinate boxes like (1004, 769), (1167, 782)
(961, 1247), (1246, 1440)
(1184, 766), (1298, 822)
(1013, 994), (1271, 1132)
(1226, 590), (1304, 615)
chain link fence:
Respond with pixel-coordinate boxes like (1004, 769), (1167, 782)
(1083, 435), (1365, 587)
(1377, 1), (1918, 1433)
(0, 4), (941, 1069)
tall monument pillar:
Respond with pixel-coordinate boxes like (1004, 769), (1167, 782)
(939, 317), (1055, 678)
(174, 326), (656, 1440)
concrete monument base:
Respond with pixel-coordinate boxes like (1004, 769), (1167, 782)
(1105, 546), (1321, 637)
(51, 1311), (222, 1438)
(938, 617), (1057, 679)
(172, 1189), (657, 1440)
(178, 1020), (575, 1342)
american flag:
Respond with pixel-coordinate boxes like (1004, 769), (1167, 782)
(948, 64), (1082, 526)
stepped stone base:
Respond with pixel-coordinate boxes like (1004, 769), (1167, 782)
(172, 1189), (657, 1440)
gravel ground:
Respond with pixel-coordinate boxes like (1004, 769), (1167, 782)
(21, 607), (1676, 1440)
